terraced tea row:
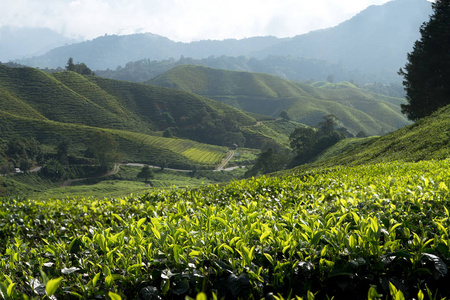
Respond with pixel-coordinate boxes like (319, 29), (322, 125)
(1, 160), (450, 299)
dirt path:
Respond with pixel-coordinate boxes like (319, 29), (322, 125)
(216, 150), (235, 171)
(61, 150), (237, 187)
(62, 164), (120, 187)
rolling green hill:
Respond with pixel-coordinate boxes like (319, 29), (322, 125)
(148, 65), (410, 136)
(304, 103), (450, 168)
(0, 110), (226, 169)
(0, 65), (303, 170)
(0, 65), (283, 144)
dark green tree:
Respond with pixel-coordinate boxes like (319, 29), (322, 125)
(399, 0), (450, 121)
(85, 131), (120, 171)
(163, 128), (174, 138)
(137, 165), (154, 182)
(289, 127), (317, 159)
(41, 158), (65, 179)
(317, 114), (338, 136)
(56, 137), (70, 165)
(66, 58), (94, 75)
(6, 137), (43, 169)
(66, 58), (75, 71)
(279, 111), (290, 121)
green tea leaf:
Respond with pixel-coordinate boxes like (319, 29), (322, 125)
(45, 277), (63, 296)
(137, 217), (146, 228)
(196, 292), (208, 300)
(108, 291), (122, 300)
(7, 282), (16, 298)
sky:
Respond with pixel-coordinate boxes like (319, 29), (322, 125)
(1, 0), (395, 42)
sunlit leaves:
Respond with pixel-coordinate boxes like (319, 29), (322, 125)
(1, 160), (450, 298)
(45, 277), (62, 297)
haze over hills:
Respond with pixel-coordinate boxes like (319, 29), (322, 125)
(253, 0), (432, 72)
(12, 0), (432, 84)
(0, 27), (76, 62)
(148, 65), (410, 136)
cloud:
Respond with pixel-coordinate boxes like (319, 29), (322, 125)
(0, 0), (393, 42)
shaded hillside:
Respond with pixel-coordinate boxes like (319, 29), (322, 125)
(0, 110), (226, 169)
(0, 64), (303, 170)
(148, 65), (410, 136)
(311, 103), (450, 167)
(0, 64), (292, 149)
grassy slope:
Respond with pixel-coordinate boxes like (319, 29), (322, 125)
(0, 110), (226, 169)
(148, 65), (410, 135)
(0, 65), (295, 151)
(1, 65), (290, 167)
(0, 65), (257, 134)
(305, 104), (450, 168)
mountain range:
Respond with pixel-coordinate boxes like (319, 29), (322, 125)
(10, 0), (432, 84)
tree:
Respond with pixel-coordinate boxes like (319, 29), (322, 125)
(327, 74), (335, 83)
(137, 165), (154, 182)
(65, 58), (94, 75)
(6, 137), (43, 169)
(289, 127), (317, 162)
(289, 115), (346, 166)
(279, 111), (290, 121)
(66, 58), (75, 71)
(56, 137), (70, 165)
(85, 131), (120, 171)
(399, 0), (450, 121)
(41, 158), (65, 179)
(163, 128), (174, 138)
(317, 114), (338, 136)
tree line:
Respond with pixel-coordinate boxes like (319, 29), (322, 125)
(244, 114), (351, 177)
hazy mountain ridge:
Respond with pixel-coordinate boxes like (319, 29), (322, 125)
(12, 0), (432, 84)
(148, 65), (410, 136)
(0, 26), (77, 62)
(96, 55), (400, 86)
(253, 0), (432, 72)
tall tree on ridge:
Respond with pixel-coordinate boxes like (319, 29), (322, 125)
(399, 0), (450, 121)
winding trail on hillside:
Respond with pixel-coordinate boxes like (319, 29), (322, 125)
(216, 150), (235, 171)
(62, 164), (121, 187)
(61, 150), (238, 187)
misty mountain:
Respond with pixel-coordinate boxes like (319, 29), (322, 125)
(252, 0), (432, 73)
(15, 34), (287, 70)
(96, 54), (405, 86)
(0, 26), (76, 62)
(13, 0), (432, 81)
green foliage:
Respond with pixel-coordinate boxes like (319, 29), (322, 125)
(136, 165), (154, 182)
(289, 115), (346, 166)
(1, 160), (450, 298)
(399, 0), (450, 121)
(279, 110), (290, 121)
(148, 65), (410, 136)
(85, 131), (120, 170)
(40, 158), (65, 179)
(306, 104), (450, 168)
(66, 57), (95, 75)
(4, 137), (42, 171)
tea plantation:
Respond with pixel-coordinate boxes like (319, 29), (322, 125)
(1, 160), (450, 299)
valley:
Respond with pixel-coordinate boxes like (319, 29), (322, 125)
(1, 0), (450, 298)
